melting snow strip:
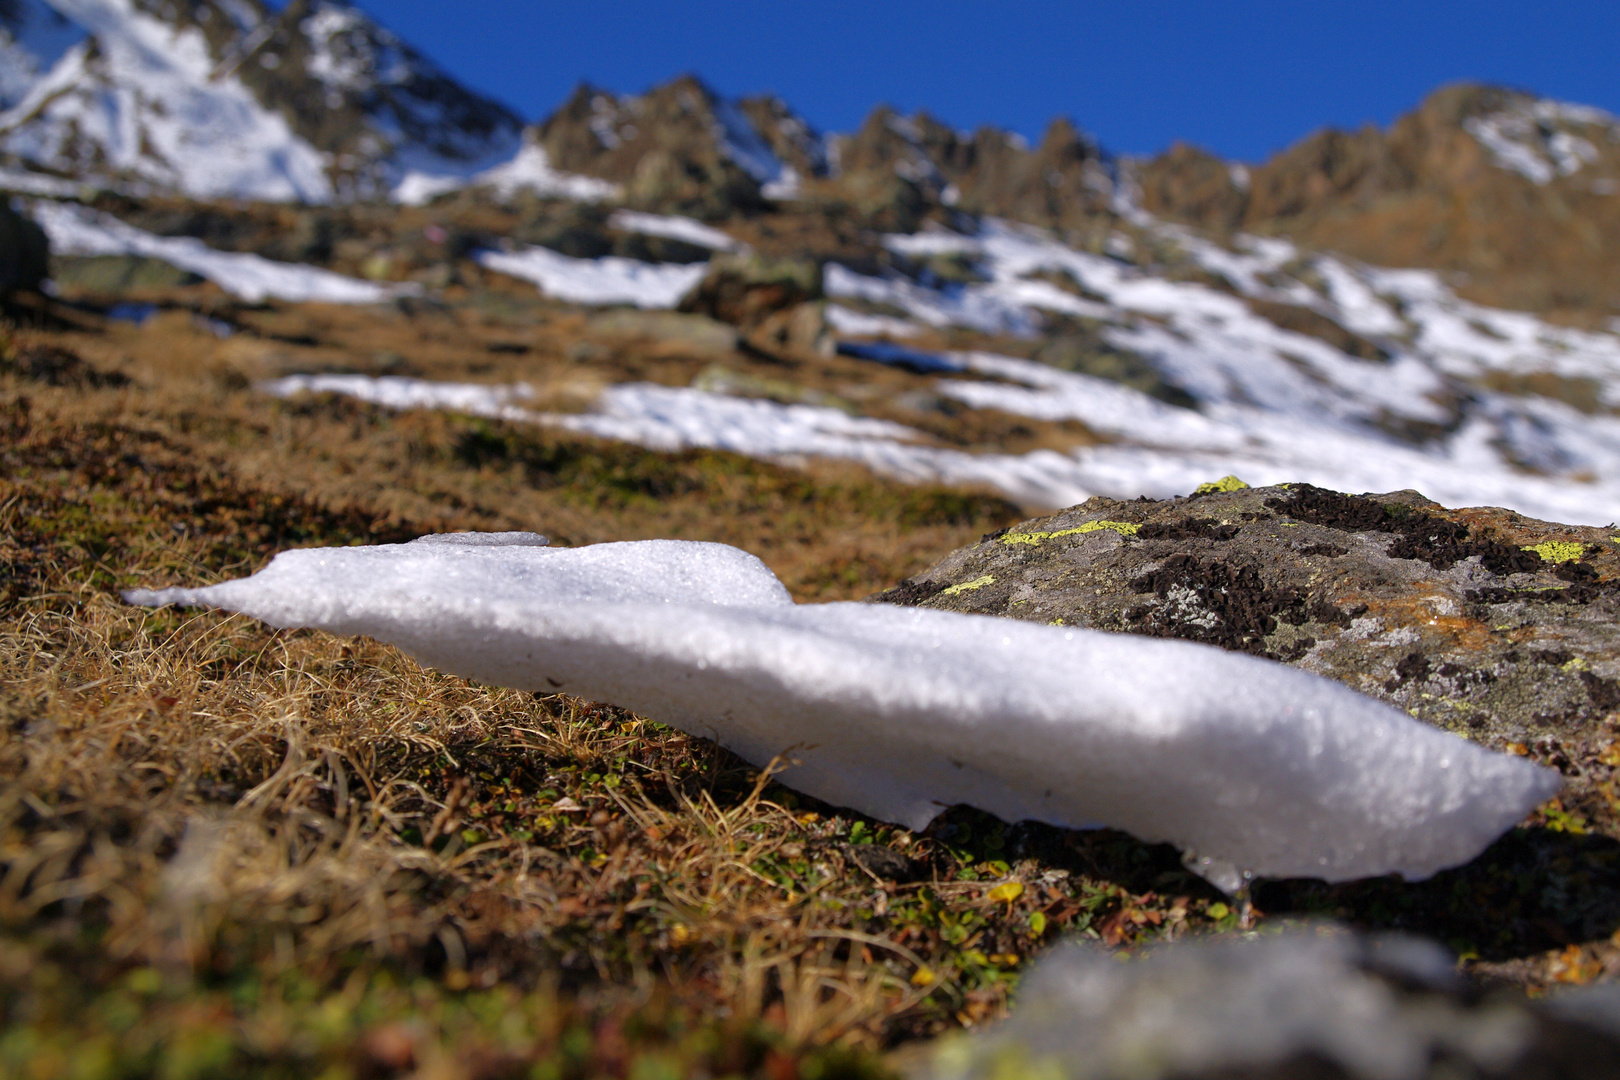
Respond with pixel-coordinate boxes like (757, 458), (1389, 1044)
(31, 200), (403, 305)
(607, 209), (744, 252)
(394, 142), (621, 206)
(475, 243), (711, 308)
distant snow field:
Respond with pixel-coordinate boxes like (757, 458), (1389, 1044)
(1463, 98), (1617, 185)
(263, 209), (1620, 525)
(259, 374), (538, 420)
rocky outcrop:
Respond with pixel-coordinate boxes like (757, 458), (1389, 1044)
(1137, 83), (1620, 319)
(535, 76), (789, 219)
(872, 482), (1620, 805)
(677, 253), (822, 329)
(0, 0), (523, 200)
(0, 198), (48, 297)
(233, 0), (525, 196)
(828, 108), (1116, 235)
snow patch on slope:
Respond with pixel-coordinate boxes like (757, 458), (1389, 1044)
(395, 140), (620, 205)
(1464, 98), (1616, 185)
(256, 350), (1620, 526)
(33, 199), (400, 304)
(258, 374), (536, 418)
(125, 535), (1558, 890)
(608, 209), (744, 252)
(0, 164), (80, 196)
(825, 304), (924, 338)
(812, 217), (1620, 523)
(475, 243), (708, 309)
(261, 372), (1096, 508)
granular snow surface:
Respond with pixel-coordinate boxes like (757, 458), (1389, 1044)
(125, 535), (1559, 891)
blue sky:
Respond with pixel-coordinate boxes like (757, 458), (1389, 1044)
(352, 1), (1620, 162)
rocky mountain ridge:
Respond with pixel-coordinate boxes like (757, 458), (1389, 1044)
(0, 0), (523, 200)
(1136, 83), (1620, 322)
(4, 1), (1616, 323)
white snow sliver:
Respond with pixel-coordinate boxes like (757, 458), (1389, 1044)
(125, 535), (1559, 891)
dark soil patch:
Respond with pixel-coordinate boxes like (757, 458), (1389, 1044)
(1259, 828), (1620, 962)
(1, 343), (130, 388)
(1385, 650), (1433, 692)
(1245, 296), (1394, 363)
(1581, 671), (1620, 714)
(1137, 518), (1241, 542)
(1267, 484), (1543, 574)
(867, 577), (950, 606)
(1125, 553), (1349, 659)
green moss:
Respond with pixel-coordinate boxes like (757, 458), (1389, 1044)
(1523, 540), (1586, 564)
(1000, 520), (1138, 546)
(1193, 475), (1250, 495)
(941, 574), (996, 596)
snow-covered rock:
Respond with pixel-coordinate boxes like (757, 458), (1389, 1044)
(125, 534), (1559, 891)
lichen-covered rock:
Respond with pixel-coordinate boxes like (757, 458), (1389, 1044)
(871, 481), (1620, 765)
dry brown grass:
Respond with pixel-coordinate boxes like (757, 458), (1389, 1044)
(5, 293), (1619, 1079)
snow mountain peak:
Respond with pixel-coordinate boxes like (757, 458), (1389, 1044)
(0, 0), (522, 201)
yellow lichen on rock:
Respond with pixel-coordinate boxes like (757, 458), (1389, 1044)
(1194, 475), (1251, 495)
(941, 574), (996, 596)
(1523, 540), (1586, 564)
(1001, 521), (1139, 546)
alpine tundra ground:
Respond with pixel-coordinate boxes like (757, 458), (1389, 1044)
(3, 287), (1617, 1079)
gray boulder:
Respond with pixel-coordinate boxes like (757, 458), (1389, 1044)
(0, 198), (48, 297)
(871, 481), (1620, 754)
(923, 927), (1620, 1080)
